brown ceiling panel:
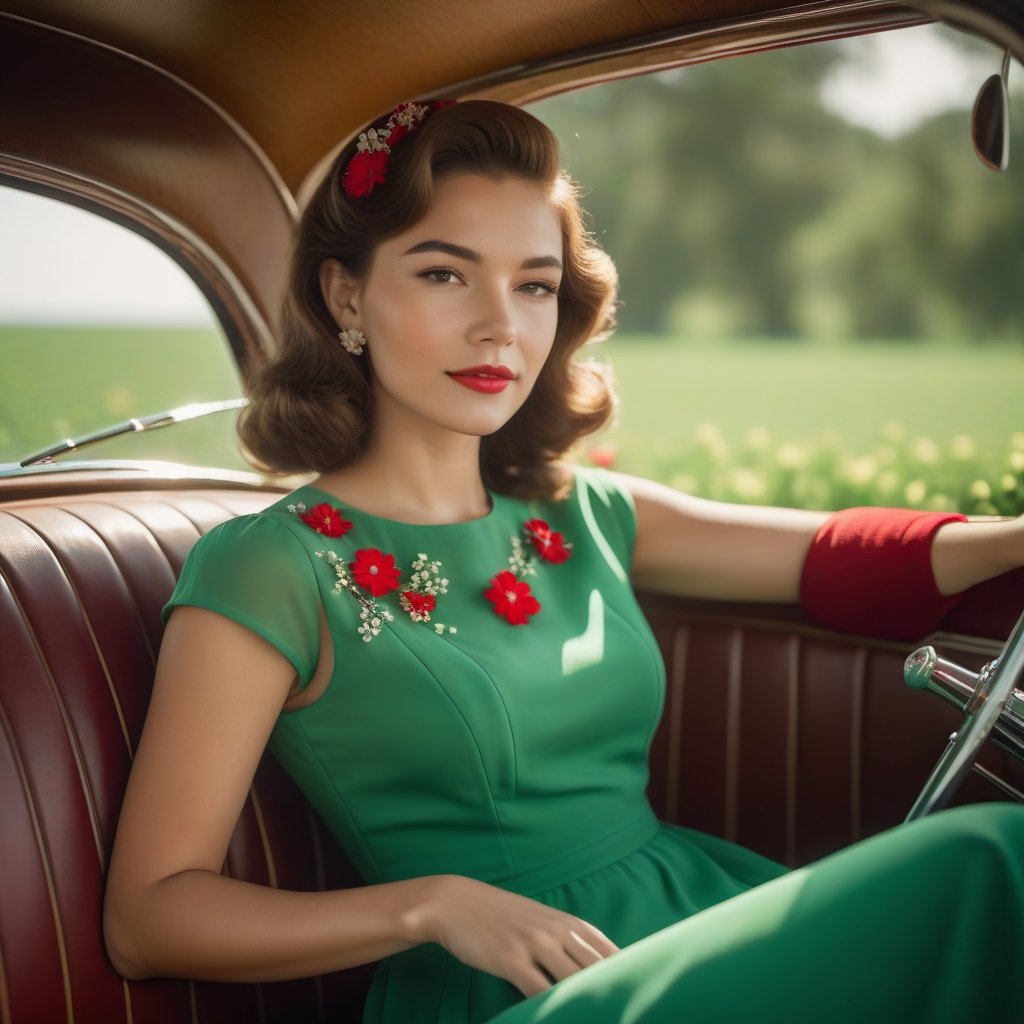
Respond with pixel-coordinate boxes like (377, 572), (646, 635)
(1, 0), (826, 191)
(4, 1), (1021, 193)
(1, 1), (647, 187)
(639, 0), (796, 23)
(0, 14), (294, 354)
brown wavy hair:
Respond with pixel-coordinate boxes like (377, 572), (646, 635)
(238, 100), (618, 500)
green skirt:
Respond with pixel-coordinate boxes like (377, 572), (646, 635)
(488, 802), (1024, 1024)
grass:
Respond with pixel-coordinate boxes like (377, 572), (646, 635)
(2, 325), (1021, 512)
(584, 334), (1024, 513)
(0, 324), (248, 469)
(592, 334), (1021, 457)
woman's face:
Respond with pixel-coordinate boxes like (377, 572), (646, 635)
(334, 172), (564, 445)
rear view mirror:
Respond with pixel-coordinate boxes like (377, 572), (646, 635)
(972, 49), (1011, 171)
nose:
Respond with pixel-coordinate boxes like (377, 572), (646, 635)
(469, 284), (516, 347)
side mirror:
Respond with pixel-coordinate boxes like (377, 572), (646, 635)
(971, 49), (1011, 171)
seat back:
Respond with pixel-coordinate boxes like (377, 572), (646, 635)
(641, 590), (1024, 866)
(0, 490), (372, 1023)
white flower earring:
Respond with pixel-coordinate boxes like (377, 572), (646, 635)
(338, 328), (366, 356)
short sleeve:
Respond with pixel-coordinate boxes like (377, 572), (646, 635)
(572, 466), (638, 580)
(162, 515), (322, 686)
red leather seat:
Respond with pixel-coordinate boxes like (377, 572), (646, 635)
(1, 490), (371, 1022)
(1, 487), (1020, 1022)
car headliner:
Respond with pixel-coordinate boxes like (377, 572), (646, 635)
(0, 0), (1019, 359)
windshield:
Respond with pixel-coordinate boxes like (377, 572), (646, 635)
(0, 186), (249, 471)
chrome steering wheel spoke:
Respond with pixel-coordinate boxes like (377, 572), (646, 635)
(903, 610), (1024, 822)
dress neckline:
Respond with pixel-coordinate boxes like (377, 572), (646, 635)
(297, 482), (508, 532)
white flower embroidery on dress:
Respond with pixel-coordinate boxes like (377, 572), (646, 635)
(291, 502), (570, 637)
(506, 535), (537, 579)
(400, 554), (450, 623)
(317, 549), (396, 643)
(290, 501), (456, 643)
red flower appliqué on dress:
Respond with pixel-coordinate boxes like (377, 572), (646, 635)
(400, 591), (436, 622)
(290, 502), (456, 641)
(290, 500), (570, 636)
(524, 518), (572, 564)
(484, 570), (541, 626)
(485, 519), (573, 626)
(299, 502), (353, 538)
(350, 548), (401, 597)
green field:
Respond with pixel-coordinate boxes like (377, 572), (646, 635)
(587, 334), (1024, 513)
(0, 325), (248, 470)
(596, 334), (1021, 457)
(2, 326), (1022, 512)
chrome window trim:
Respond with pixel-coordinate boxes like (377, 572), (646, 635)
(448, 1), (929, 103)
(0, 156), (277, 366)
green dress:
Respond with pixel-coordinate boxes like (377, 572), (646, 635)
(164, 468), (1024, 1024)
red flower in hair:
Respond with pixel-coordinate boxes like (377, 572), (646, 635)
(350, 548), (401, 597)
(299, 502), (353, 538)
(524, 519), (571, 564)
(387, 123), (411, 147)
(400, 591), (437, 622)
(484, 570), (541, 626)
(342, 101), (455, 199)
(343, 150), (389, 198)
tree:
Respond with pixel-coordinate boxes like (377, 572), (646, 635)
(533, 37), (1023, 341)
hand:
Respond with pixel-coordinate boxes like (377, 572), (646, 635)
(410, 874), (619, 996)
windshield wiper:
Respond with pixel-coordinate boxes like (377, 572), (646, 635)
(17, 398), (248, 467)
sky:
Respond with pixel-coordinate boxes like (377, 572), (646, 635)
(0, 24), (1010, 327)
(819, 24), (997, 135)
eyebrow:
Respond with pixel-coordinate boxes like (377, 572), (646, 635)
(402, 239), (562, 271)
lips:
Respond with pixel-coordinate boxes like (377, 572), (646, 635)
(447, 365), (516, 394)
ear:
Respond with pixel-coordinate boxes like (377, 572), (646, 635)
(319, 258), (364, 330)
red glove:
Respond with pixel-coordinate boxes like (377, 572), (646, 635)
(799, 507), (967, 641)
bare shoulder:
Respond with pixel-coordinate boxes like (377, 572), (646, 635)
(610, 471), (714, 524)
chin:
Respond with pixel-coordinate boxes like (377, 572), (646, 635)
(451, 415), (515, 439)
(440, 402), (527, 439)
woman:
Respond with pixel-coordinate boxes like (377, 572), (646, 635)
(104, 100), (1024, 1023)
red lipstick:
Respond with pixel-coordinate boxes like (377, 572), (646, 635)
(447, 365), (516, 394)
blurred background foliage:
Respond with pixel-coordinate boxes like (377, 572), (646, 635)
(589, 419), (1024, 517)
(531, 26), (1023, 514)
(534, 33), (1023, 341)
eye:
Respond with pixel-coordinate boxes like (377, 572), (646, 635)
(518, 280), (560, 298)
(419, 266), (463, 285)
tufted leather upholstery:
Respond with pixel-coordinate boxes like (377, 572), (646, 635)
(1, 487), (1021, 1022)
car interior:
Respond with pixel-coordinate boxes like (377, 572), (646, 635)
(1, 1), (1022, 1021)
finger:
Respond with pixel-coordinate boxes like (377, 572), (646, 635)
(579, 924), (619, 957)
(536, 946), (593, 983)
(509, 959), (556, 998)
(563, 929), (610, 968)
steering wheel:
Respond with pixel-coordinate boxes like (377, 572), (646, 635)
(903, 608), (1024, 822)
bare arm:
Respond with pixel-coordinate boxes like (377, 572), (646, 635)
(620, 472), (1024, 603)
(622, 473), (826, 602)
(103, 605), (425, 981)
(931, 516), (1024, 595)
(104, 606), (616, 992)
